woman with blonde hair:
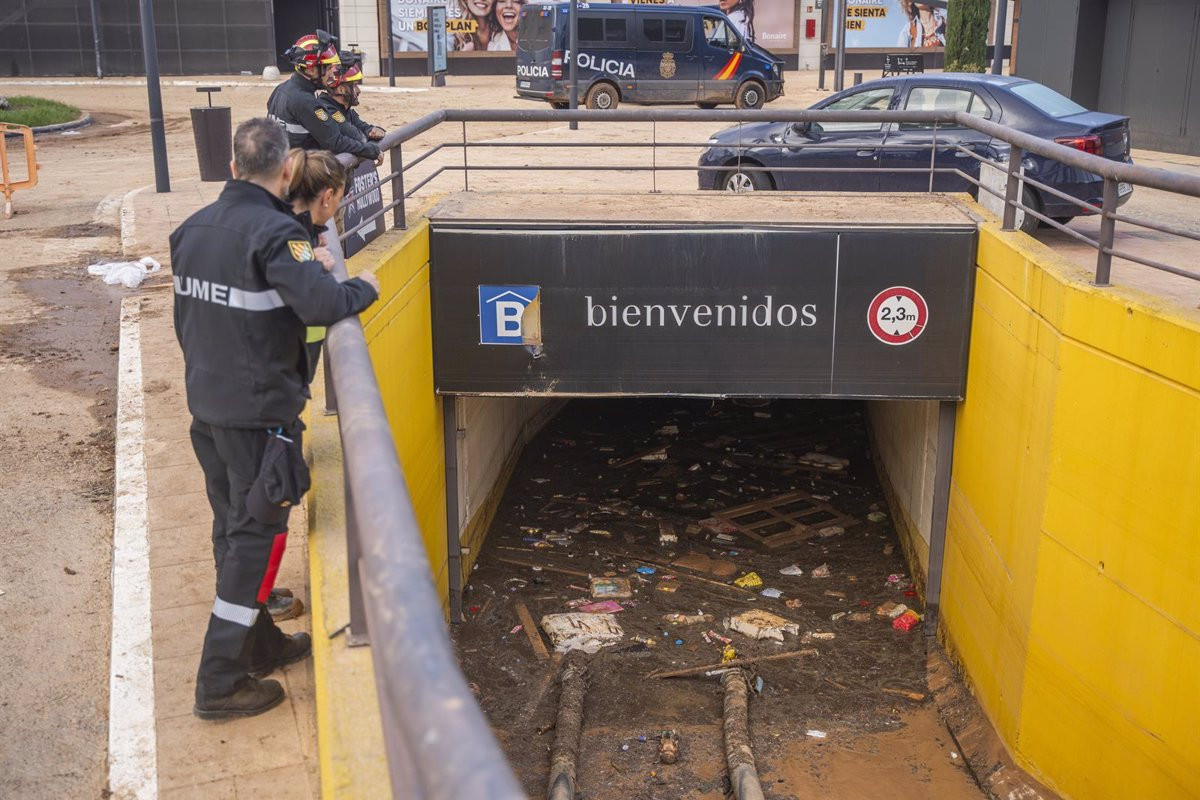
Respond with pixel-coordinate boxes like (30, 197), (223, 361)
(454, 0), (499, 51)
(284, 147), (350, 381)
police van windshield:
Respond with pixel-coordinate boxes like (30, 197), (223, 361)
(703, 17), (741, 50)
(518, 8), (554, 52)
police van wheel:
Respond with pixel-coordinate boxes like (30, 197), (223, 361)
(734, 82), (765, 110)
(698, 102), (718, 109)
(723, 168), (770, 193)
(586, 83), (619, 111)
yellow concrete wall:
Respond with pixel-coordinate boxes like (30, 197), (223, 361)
(350, 221), (450, 606)
(942, 221), (1200, 799)
(867, 399), (939, 584)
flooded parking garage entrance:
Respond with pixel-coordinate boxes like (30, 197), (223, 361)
(421, 192), (985, 797)
(452, 397), (981, 799)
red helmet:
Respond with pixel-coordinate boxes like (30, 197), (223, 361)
(285, 32), (340, 70)
(329, 51), (364, 88)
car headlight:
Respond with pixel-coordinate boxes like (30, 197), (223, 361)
(708, 137), (720, 144)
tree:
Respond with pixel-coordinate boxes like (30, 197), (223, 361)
(944, 0), (990, 73)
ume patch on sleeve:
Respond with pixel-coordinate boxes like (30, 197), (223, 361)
(288, 240), (315, 262)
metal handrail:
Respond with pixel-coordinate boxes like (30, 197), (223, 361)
(322, 190), (524, 798)
(322, 105), (1200, 797)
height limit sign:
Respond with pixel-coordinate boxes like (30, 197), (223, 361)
(868, 286), (928, 345)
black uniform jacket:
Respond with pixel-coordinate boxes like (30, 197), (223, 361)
(170, 180), (378, 428)
(267, 72), (379, 160)
(317, 94), (378, 143)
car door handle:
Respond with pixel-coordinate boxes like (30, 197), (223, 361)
(856, 149), (877, 157)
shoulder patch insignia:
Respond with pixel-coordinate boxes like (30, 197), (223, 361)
(314, 108), (329, 122)
(288, 240), (315, 262)
(332, 111), (346, 123)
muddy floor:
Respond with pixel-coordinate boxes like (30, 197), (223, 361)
(454, 398), (981, 799)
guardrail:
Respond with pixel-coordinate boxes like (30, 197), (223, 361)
(323, 107), (1200, 798)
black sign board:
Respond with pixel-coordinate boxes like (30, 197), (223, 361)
(341, 160), (385, 259)
(883, 53), (925, 76)
(430, 225), (976, 399)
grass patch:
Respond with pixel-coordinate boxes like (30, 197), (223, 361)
(0, 96), (82, 128)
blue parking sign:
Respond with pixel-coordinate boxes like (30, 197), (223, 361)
(478, 285), (540, 345)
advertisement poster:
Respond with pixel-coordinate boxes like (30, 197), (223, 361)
(389, 0), (796, 54)
(835, 0), (947, 49)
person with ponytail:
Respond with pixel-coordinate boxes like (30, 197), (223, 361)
(284, 147), (351, 382)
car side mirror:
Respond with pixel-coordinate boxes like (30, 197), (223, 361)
(792, 121), (817, 139)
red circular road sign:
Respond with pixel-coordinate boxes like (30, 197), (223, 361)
(867, 286), (929, 345)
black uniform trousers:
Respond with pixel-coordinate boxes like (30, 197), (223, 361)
(190, 419), (292, 702)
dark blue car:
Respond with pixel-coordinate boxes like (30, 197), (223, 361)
(698, 74), (1133, 232)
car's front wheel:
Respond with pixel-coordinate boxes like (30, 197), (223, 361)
(723, 167), (771, 193)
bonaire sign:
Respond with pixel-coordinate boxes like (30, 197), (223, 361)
(433, 225), (976, 399)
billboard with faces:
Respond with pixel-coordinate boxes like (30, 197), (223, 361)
(387, 0), (797, 54)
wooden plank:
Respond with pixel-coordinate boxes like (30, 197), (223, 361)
(515, 602), (550, 661)
(647, 648), (820, 679)
(497, 556), (591, 578)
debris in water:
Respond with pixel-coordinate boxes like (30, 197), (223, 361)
(540, 612), (625, 653)
(811, 564), (831, 579)
(591, 577), (633, 599)
(877, 601), (909, 620)
(868, 511), (888, 523)
(779, 564), (804, 576)
(727, 609), (799, 642)
(806, 730), (827, 739)
(579, 600), (624, 614)
(892, 610), (922, 632)
(733, 572), (763, 589)
(760, 588), (783, 599)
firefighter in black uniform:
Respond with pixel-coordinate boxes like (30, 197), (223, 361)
(267, 31), (380, 161)
(318, 51), (386, 144)
(171, 118), (379, 719)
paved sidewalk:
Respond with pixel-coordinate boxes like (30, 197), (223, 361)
(128, 184), (319, 798)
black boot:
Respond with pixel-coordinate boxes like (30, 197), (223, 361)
(194, 677), (285, 720)
(249, 631), (313, 678)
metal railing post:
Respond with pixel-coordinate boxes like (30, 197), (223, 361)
(323, 343), (337, 415)
(1002, 144), (1023, 231)
(651, 120), (658, 194)
(462, 121), (469, 191)
(927, 120), (938, 193)
(344, 457), (369, 646)
(1095, 177), (1118, 286)
(389, 142), (406, 230)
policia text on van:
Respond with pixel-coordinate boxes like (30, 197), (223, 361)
(515, 3), (783, 110)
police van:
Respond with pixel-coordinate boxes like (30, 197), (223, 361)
(515, 3), (784, 110)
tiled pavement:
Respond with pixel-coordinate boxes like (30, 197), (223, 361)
(130, 183), (319, 798)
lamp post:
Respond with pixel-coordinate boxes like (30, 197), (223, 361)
(138, 0), (170, 192)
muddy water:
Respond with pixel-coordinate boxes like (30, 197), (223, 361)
(454, 398), (982, 798)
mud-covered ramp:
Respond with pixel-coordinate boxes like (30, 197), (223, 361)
(453, 398), (980, 799)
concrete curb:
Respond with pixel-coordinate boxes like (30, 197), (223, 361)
(2, 113), (93, 136)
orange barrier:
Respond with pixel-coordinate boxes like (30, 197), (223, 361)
(1, 123), (39, 219)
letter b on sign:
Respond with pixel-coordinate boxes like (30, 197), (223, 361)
(479, 285), (540, 345)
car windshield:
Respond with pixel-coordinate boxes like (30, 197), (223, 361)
(1010, 82), (1088, 118)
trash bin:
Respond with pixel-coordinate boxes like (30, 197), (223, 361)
(190, 87), (232, 182)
